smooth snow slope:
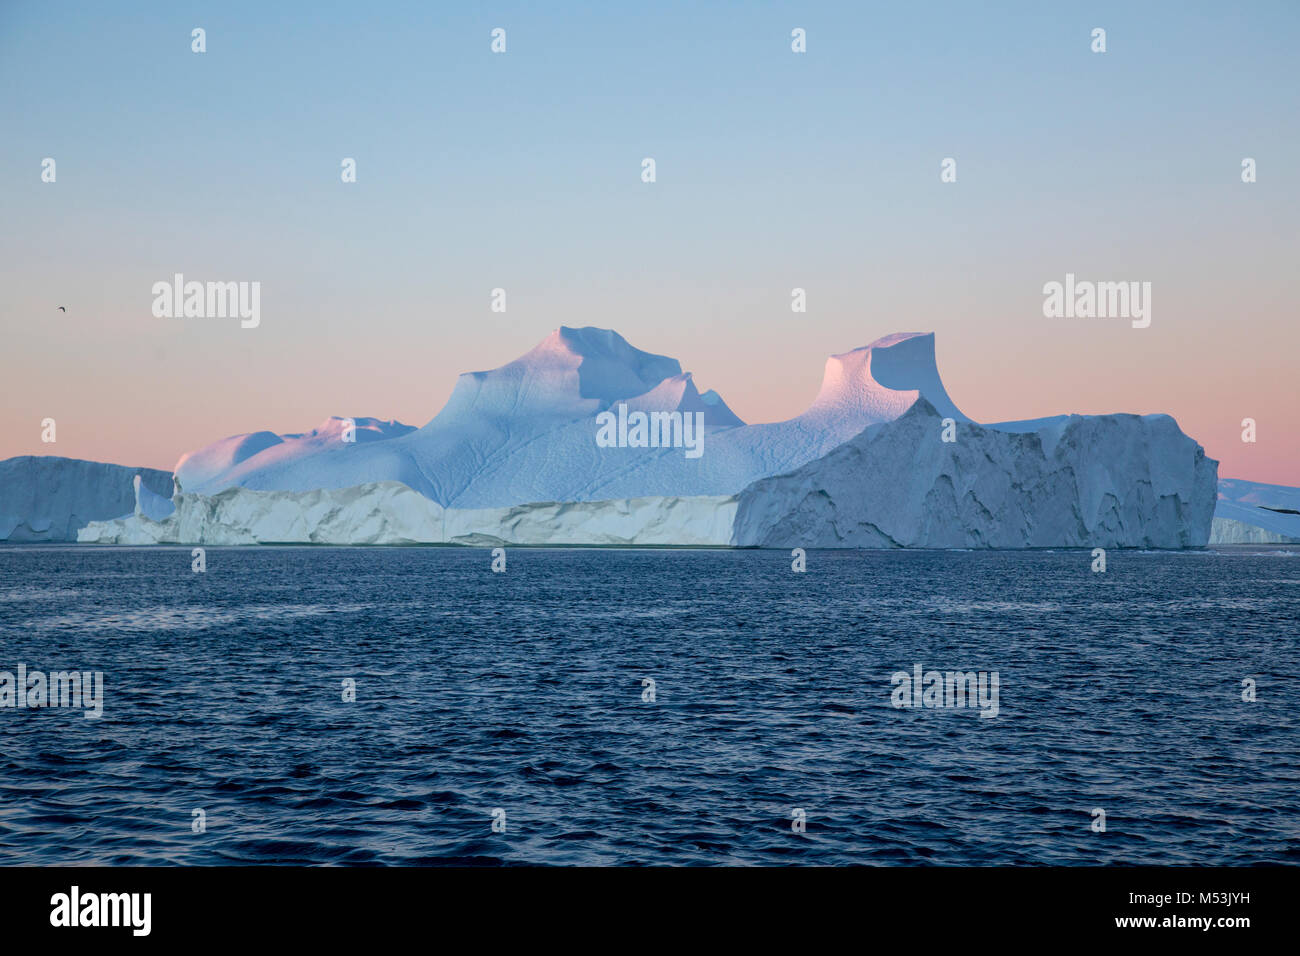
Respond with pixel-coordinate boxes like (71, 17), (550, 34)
(176, 327), (960, 507)
(0, 456), (174, 542)
(174, 416), (415, 491)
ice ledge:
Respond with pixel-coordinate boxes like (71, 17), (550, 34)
(1208, 515), (1300, 545)
(78, 482), (738, 547)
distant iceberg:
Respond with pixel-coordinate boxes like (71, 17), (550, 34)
(0, 456), (173, 542)
(1209, 479), (1300, 544)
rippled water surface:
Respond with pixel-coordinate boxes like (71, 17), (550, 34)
(1, 545), (1297, 865)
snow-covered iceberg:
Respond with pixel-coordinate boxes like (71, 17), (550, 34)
(0, 456), (174, 542)
(731, 399), (1217, 549)
(79, 397), (1219, 549)
(174, 328), (967, 507)
(54, 326), (1233, 549)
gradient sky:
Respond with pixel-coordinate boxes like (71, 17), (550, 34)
(2, 1), (1297, 484)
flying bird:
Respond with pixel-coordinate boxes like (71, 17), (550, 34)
(57, 306), (66, 312)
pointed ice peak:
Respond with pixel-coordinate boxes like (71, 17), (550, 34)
(518, 326), (683, 402)
(622, 372), (746, 427)
(435, 326), (688, 424)
(804, 332), (967, 425)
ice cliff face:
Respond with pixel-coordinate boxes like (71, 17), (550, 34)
(78, 483), (736, 548)
(731, 399), (1218, 549)
(0, 456), (174, 542)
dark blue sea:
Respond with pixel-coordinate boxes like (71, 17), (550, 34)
(0, 545), (1296, 866)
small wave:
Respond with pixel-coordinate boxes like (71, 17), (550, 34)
(35, 603), (372, 632)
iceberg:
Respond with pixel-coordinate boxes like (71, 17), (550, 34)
(79, 396), (1220, 550)
(43, 326), (1242, 550)
(0, 456), (174, 542)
